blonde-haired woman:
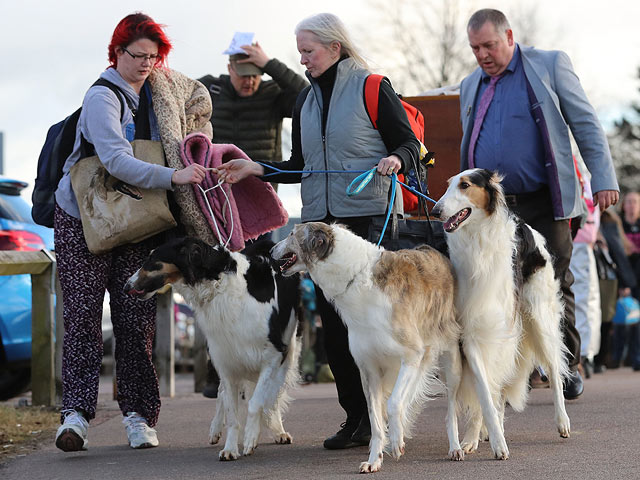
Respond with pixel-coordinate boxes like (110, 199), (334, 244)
(217, 12), (421, 449)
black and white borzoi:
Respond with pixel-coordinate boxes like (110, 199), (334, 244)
(125, 238), (301, 460)
(272, 222), (463, 473)
(431, 168), (571, 460)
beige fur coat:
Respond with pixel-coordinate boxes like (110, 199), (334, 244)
(149, 68), (217, 244)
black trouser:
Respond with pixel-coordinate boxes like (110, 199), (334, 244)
(314, 216), (372, 427)
(506, 189), (581, 371)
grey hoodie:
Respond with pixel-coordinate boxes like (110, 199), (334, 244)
(55, 68), (175, 219)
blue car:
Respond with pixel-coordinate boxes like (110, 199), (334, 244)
(0, 175), (54, 400)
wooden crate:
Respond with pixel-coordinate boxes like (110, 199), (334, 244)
(403, 95), (462, 208)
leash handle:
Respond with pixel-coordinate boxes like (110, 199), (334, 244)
(375, 172), (398, 246)
(346, 168), (377, 197)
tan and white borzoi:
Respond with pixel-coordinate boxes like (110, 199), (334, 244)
(125, 237), (301, 461)
(272, 222), (463, 473)
(431, 168), (571, 460)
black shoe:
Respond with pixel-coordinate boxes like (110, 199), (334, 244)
(563, 370), (584, 400)
(202, 381), (219, 399)
(581, 357), (593, 379)
(323, 421), (362, 449)
(350, 415), (371, 445)
(593, 363), (606, 374)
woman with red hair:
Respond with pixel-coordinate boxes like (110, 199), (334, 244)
(53, 13), (212, 452)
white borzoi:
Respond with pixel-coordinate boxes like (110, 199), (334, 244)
(271, 222), (463, 473)
(125, 237), (301, 460)
(431, 168), (571, 460)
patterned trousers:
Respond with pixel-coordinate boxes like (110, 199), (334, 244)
(54, 205), (160, 426)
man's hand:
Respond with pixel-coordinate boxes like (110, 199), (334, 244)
(593, 189), (619, 212)
(239, 42), (270, 69)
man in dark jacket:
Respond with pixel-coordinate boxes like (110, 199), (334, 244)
(198, 42), (308, 168)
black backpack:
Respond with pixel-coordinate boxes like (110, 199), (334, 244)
(31, 78), (132, 227)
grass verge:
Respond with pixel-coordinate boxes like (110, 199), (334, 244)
(0, 405), (59, 464)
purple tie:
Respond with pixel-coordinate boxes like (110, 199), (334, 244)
(468, 75), (502, 168)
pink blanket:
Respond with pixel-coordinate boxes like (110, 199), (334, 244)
(179, 133), (288, 251)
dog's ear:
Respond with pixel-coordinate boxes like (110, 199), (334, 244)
(178, 240), (205, 284)
(185, 241), (204, 265)
(309, 228), (332, 260)
(488, 170), (504, 186)
(486, 170), (505, 215)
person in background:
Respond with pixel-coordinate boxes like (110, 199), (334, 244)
(215, 12), (420, 449)
(459, 8), (619, 400)
(570, 161), (601, 378)
(53, 12), (209, 452)
(615, 192), (640, 370)
(198, 37), (308, 174)
(621, 192), (640, 298)
(593, 209), (637, 372)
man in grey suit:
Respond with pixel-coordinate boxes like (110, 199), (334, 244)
(459, 8), (619, 399)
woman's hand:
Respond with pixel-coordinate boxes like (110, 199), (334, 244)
(376, 154), (402, 176)
(172, 164), (207, 185)
(214, 159), (265, 184)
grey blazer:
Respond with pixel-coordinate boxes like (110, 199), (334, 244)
(459, 45), (618, 220)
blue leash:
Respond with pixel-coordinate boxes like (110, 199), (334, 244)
(258, 163), (437, 247)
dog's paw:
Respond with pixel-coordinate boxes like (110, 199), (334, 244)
(390, 440), (405, 460)
(219, 449), (239, 461)
(243, 444), (257, 456)
(449, 448), (464, 461)
(490, 439), (509, 460)
(274, 432), (292, 444)
(209, 432), (222, 445)
(461, 440), (478, 454)
(557, 413), (571, 438)
(359, 460), (382, 474)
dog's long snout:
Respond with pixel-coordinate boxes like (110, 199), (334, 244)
(124, 270), (143, 296)
(431, 202), (443, 220)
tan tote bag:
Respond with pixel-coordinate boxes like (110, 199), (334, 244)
(70, 139), (177, 255)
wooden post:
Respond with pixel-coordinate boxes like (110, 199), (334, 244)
(31, 265), (56, 406)
(0, 250), (56, 406)
(155, 288), (175, 397)
(55, 274), (64, 405)
(193, 323), (208, 393)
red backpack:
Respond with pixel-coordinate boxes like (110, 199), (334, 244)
(364, 74), (425, 213)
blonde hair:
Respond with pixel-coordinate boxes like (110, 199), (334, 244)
(295, 13), (369, 71)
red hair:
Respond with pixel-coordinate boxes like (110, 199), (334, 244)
(108, 12), (172, 68)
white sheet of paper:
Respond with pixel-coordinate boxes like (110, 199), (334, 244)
(223, 32), (255, 55)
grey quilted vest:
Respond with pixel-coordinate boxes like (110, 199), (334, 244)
(299, 59), (402, 221)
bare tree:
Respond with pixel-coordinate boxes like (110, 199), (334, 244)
(358, 0), (547, 96)
(608, 67), (640, 194)
(359, 0), (475, 95)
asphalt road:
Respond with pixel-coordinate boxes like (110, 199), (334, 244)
(1, 368), (639, 480)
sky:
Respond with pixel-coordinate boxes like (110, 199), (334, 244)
(1, 0), (639, 217)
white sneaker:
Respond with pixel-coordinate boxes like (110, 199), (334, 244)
(123, 412), (159, 449)
(55, 409), (89, 452)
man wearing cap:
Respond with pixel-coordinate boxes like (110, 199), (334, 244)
(198, 41), (307, 170)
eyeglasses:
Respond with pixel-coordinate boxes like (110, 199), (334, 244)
(122, 47), (161, 64)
